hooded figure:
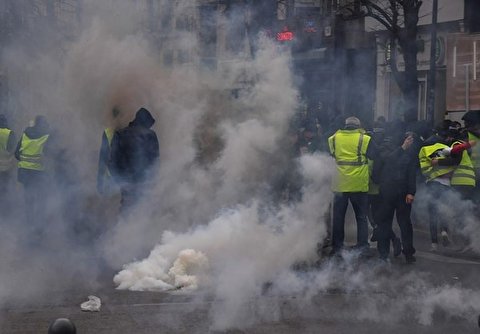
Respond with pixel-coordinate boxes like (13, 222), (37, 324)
(110, 108), (159, 212)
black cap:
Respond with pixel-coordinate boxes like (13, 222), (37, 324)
(48, 318), (76, 334)
(462, 110), (480, 126)
(0, 114), (7, 128)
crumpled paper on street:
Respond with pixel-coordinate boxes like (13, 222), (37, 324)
(80, 295), (101, 312)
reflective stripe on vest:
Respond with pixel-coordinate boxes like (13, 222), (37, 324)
(328, 129), (370, 192)
(18, 133), (49, 171)
(451, 141), (476, 186)
(418, 142), (455, 182)
(0, 128), (13, 171)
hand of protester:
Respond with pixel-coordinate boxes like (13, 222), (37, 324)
(469, 140), (477, 147)
(401, 136), (414, 150)
(406, 194), (414, 204)
(431, 159), (439, 166)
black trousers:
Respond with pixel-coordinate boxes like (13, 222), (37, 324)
(120, 183), (144, 215)
(368, 194), (381, 228)
(376, 191), (415, 258)
(0, 171), (12, 215)
(426, 182), (451, 244)
(18, 170), (48, 242)
(332, 192), (369, 251)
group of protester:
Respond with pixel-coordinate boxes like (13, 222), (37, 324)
(2, 103), (480, 262)
(289, 111), (480, 263)
(0, 108), (159, 244)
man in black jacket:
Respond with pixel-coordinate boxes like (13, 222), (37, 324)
(373, 131), (418, 263)
(110, 108), (159, 213)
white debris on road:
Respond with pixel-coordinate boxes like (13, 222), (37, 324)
(80, 295), (101, 312)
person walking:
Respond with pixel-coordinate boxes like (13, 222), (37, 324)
(328, 116), (377, 255)
(110, 107), (159, 214)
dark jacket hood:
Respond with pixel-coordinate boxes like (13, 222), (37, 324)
(423, 134), (448, 147)
(24, 117), (50, 139)
(0, 115), (8, 128)
(130, 108), (155, 128)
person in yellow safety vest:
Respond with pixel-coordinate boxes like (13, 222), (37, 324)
(97, 107), (120, 195)
(14, 115), (51, 230)
(419, 123), (474, 251)
(327, 116), (378, 256)
(0, 114), (16, 213)
(461, 110), (480, 203)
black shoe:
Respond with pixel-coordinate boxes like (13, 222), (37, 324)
(329, 248), (340, 257)
(393, 237), (402, 257)
(405, 254), (416, 264)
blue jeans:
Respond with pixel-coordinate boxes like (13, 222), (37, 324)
(332, 192), (369, 251)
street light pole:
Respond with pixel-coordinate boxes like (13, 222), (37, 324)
(426, 0), (438, 125)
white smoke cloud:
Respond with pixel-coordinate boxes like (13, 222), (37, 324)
(1, 1), (480, 332)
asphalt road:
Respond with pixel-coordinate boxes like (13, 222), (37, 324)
(1, 212), (480, 334)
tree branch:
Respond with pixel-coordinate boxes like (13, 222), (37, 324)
(362, 0), (395, 27)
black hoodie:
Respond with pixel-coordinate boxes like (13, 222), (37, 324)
(110, 108), (160, 184)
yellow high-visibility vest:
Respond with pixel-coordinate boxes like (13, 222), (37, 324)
(105, 128), (114, 147)
(450, 141), (476, 187)
(0, 128), (13, 172)
(18, 133), (49, 171)
(418, 142), (455, 182)
(328, 129), (371, 192)
(467, 132), (480, 179)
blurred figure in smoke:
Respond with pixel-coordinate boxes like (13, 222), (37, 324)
(0, 114), (16, 214)
(272, 121), (302, 204)
(15, 115), (51, 237)
(328, 116), (378, 256)
(373, 131), (418, 263)
(97, 107), (121, 196)
(419, 122), (475, 251)
(298, 121), (319, 155)
(110, 107), (159, 214)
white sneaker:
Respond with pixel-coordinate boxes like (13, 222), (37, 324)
(430, 243), (438, 251)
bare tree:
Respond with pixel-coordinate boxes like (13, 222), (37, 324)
(344, 0), (423, 122)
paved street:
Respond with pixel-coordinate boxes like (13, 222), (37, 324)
(2, 224), (480, 334)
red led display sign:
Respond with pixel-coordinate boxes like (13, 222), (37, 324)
(277, 30), (294, 41)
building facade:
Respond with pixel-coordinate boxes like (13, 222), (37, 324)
(369, 0), (480, 124)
